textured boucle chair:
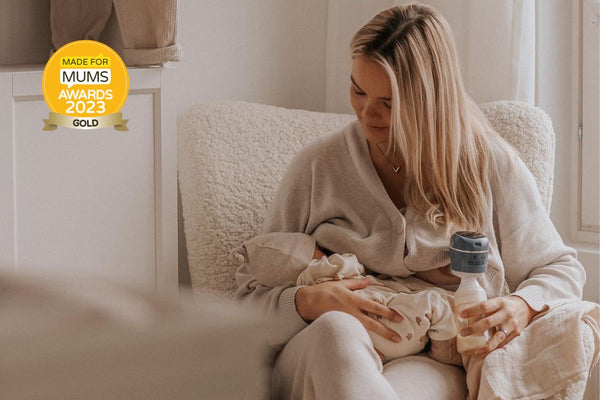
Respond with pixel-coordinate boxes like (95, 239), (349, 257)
(177, 100), (555, 297)
(177, 100), (600, 399)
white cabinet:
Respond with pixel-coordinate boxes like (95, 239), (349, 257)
(0, 66), (177, 296)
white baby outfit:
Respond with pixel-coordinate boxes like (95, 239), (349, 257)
(298, 253), (456, 362)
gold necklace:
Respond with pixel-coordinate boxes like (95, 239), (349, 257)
(375, 143), (400, 174)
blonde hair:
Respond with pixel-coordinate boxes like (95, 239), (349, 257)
(350, 2), (514, 232)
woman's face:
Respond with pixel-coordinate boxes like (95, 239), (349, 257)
(350, 55), (393, 145)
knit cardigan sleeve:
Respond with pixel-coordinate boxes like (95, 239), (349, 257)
(234, 143), (318, 346)
(493, 151), (586, 313)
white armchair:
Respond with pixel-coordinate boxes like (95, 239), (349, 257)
(178, 100), (597, 399)
(178, 100), (555, 297)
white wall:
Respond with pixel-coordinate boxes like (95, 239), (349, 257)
(167, 0), (329, 117)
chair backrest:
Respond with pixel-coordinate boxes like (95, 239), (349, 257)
(178, 100), (555, 296)
(479, 101), (555, 212)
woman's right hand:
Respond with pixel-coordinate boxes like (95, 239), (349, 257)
(295, 278), (404, 348)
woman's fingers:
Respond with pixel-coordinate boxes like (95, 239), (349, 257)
(459, 297), (511, 336)
(473, 328), (515, 356)
(301, 278), (403, 343)
(358, 296), (404, 323)
(461, 296), (535, 356)
(341, 277), (371, 290)
(355, 312), (403, 343)
(338, 279), (403, 342)
(460, 297), (503, 319)
(460, 308), (509, 336)
(341, 278), (403, 323)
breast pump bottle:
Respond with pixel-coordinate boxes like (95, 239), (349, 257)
(449, 231), (490, 354)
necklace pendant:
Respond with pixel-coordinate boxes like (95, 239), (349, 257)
(393, 166), (400, 173)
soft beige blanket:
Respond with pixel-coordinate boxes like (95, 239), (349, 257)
(464, 300), (599, 400)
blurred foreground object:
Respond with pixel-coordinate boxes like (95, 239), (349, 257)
(0, 270), (274, 400)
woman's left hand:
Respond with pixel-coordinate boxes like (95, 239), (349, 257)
(459, 295), (538, 357)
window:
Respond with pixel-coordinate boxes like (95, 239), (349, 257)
(579, 0), (600, 235)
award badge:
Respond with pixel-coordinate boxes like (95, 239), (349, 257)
(42, 40), (129, 131)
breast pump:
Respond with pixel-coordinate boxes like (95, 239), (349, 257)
(449, 231), (490, 354)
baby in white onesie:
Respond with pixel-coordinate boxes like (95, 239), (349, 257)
(233, 232), (458, 363)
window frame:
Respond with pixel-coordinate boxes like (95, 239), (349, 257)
(571, 0), (600, 244)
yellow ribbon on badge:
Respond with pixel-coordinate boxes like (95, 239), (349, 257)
(43, 112), (128, 131)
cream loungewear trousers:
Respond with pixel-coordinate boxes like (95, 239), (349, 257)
(271, 310), (467, 400)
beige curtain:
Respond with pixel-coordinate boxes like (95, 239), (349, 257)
(49, 0), (181, 66)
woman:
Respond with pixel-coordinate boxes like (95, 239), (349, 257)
(235, 3), (586, 399)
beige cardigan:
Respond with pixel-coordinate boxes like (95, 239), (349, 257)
(235, 120), (585, 346)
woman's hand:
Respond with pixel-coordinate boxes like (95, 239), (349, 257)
(295, 278), (405, 348)
(459, 295), (538, 357)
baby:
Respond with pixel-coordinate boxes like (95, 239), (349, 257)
(233, 232), (460, 363)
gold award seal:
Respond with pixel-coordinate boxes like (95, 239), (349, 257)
(42, 40), (129, 131)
